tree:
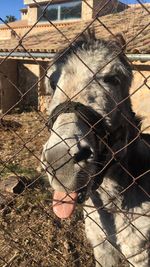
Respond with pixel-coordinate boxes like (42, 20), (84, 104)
(4, 15), (17, 23)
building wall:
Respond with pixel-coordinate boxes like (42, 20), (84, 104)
(82, 0), (93, 20)
(0, 0), (128, 39)
(18, 61), (39, 111)
(0, 59), (40, 113)
(0, 29), (12, 40)
(130, 62), (150, 133)
(21, 10), (28, 21)
(0, 60), (19, 113)
(38, 62), (52, 112)
(23, 0), (128, 23)
(27, 0), (84, 25)
(28, 6), (38, 25)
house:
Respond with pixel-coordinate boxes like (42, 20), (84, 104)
(0, 0), (127, 40)
(22, 0), (127, 24)
(0, 1), (150, 128)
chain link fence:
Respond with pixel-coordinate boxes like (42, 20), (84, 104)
(0, 0), (150, 266)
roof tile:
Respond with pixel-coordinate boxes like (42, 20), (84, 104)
(0, 4), (149, 54)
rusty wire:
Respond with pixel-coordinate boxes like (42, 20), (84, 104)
(0, 0), (150, 266)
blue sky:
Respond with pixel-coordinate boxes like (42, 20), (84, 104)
(0, 0), (25, 21)
(0, 0), (149, 21)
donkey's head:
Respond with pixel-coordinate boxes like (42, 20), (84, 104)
(41, 32), (134, 218)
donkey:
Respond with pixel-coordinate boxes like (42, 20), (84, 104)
(41, 32), (150, 267)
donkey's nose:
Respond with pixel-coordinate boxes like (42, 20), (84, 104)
(73, 146), (93, 163)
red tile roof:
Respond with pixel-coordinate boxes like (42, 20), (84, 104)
(0, 4), (149, 55)
(0, 20), (28, 29)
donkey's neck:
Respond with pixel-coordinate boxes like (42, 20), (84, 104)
(97, 135), (150, 210)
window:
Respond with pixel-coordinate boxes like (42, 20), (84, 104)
(60, 2), (81, 20)
(38, 1), (82, 22)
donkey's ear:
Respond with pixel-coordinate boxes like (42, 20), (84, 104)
(115, 33), (126, 50)
(45, 65), (60, 96)
(81, 27), (96, 43)
(86, 27), (96, 41)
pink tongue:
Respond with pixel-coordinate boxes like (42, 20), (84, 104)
(53, 191), (78, 219)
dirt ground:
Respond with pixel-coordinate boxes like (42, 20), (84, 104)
(0, 111), (95, 267)
(0, 101), (149, 266)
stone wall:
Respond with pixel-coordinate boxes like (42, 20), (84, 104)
(130, 62), (150, 133)
(18, 61), (39, 111)
(0, 60), (19, 113)
(82, 0), (93, 20)
(28, 6), (38, 25)
(38, 62), (50, 112)
(0, 59), (40, 113)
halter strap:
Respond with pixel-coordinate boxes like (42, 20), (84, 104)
(46, 101), (109, 138)
(46, 101), (125, 190)
(47, 100), (124, 146)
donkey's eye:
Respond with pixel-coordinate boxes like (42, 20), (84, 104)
(49, 74), (57, 91)
(50, 79), (56, 90)
(103, 75), (120, 86)
(49, 70), (60, 91)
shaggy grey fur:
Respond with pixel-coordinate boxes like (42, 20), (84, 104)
(42, 32), (150, 267)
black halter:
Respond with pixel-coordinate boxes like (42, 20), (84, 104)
(47, 101), (109, 138)
(46, 101), (124, 190)
(46, 101), (124, 147)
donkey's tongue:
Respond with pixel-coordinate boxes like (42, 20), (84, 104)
(52, 191), (78, 219)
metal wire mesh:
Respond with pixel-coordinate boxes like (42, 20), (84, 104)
(0, 0), (150, 266)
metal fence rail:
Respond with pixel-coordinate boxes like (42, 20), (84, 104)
(0, 0), (150, 266)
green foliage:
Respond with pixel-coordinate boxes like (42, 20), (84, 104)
(4, 15), (17, 23)
(0, 163), (37, 179)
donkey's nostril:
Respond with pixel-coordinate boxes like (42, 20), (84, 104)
(73, 146), (93, 163)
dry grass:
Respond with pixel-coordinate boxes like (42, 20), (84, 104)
(0, 111), (94, 267)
